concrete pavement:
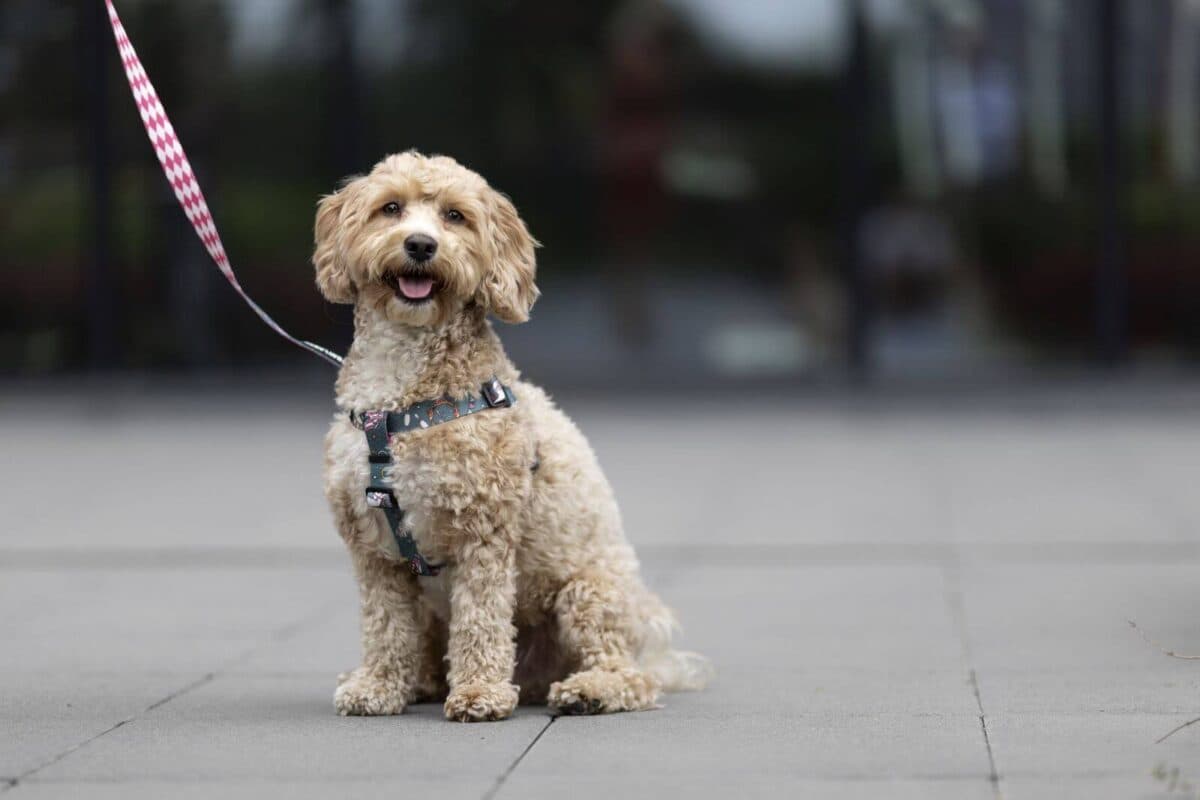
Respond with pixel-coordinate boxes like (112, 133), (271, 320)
(4, 381), (1200, 798)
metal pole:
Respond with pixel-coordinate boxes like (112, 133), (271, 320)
(85, 0), (117, 368)
(317, 0), (363, 354)
(1096, 0), (1127, 364)
(324, 0), (363, 176)
(840, 1), (872, 376)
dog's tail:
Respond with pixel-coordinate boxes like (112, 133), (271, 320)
(636, 590), (715, 692)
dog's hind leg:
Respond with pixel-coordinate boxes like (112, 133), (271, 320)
(547, 572), (660, 715)
(334, 544), (427, 716)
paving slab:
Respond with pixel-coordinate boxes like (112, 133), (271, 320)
(2, 411), (334, 551)
(0, 673), (203, 778)
(0, 567), (346, 674)
(1001, 775), (1185, 800)
(497, 774), (997, 800)
(688, 664), (978, 716)
(960, 564), (1200, 671)
(977, 666), (1200, 715)
(30, 674), (549, 783)
(916, 419), (1183, 544)
(594, 413), (946, 546)
(231, 602), (361, 676)
(502, 702), (990, 787)
(7, 779), (501, 800)
(664, 564), (966, 670)
(1091, 424), (1200, 537)
(986, 712), (1200, 779)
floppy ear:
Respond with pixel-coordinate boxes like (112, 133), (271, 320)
(481, 189), (539, 323)
(312, 181), (359, 304)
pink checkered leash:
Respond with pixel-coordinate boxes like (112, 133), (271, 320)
(104, 0), (343, 368)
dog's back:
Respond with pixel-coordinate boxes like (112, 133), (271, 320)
(512, 381), (714, 694)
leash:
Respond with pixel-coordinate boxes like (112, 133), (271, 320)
(104, 0), (343, 368)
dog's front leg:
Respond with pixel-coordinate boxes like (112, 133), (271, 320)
(334, 546), (425, 716)
(443, 537), (519, 722)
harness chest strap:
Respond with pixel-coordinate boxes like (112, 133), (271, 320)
(358, 377), (516, 577)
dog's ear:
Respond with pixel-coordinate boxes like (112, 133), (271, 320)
(312, 180), (360, 304)
(481, 189), (539, 323)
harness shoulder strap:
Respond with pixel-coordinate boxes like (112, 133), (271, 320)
(361, 411), (441, 577)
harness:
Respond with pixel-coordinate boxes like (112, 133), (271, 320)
(351, 377), (517, 577)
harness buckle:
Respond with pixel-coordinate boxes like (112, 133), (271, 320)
(481, 377), (510, 408)
(365, 487), (398, 509)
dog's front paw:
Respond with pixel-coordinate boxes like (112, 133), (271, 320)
(548, 667), (660, 715)
(444, 681), (518, 722)
(334, 667), (408, 716)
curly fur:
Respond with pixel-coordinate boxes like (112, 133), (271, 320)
(315, 151), (711, 722)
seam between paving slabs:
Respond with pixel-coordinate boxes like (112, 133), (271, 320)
(7, 598), (342, 790)
(481, 715), (556, 800)
(14, 541), (1200, 570)
(942, 558), (1003, 800)
(9, 672), (217, 790)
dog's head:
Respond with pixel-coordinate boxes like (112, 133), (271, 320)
(313, 151), (539, 326)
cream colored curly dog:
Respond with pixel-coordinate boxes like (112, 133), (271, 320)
(313, 151), (710, 722)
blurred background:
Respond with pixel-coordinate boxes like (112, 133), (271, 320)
(6, 0), (1200, 385)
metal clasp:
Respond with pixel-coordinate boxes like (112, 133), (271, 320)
(481, 377), (510, 408)
(365, 487), (398, 509)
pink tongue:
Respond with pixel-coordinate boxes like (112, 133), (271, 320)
(398, 275), (434, 299)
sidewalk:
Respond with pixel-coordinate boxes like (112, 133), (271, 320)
(3, 382), (1200, 799)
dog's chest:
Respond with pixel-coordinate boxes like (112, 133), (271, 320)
(326, 416), (474, 563)
(416, 570), (453, 620)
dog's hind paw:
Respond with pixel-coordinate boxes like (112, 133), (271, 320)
(334, 667), (408, 716)
(548, 667), (660, 715)
(444, 681), (518, 722)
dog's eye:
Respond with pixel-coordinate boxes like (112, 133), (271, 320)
(444, 209), (465, 224)
(381, 202), (402, 216)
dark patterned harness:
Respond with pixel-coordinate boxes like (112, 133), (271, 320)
(349, 377), (517, 576)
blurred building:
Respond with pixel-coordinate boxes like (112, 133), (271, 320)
(2, 0), (1199, 381)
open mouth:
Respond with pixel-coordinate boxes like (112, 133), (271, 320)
(387, 269), (439, 305)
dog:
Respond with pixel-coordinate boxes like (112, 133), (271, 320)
(314, 151), (711, 721)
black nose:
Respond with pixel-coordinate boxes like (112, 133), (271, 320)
(404, 234), (438, 262)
